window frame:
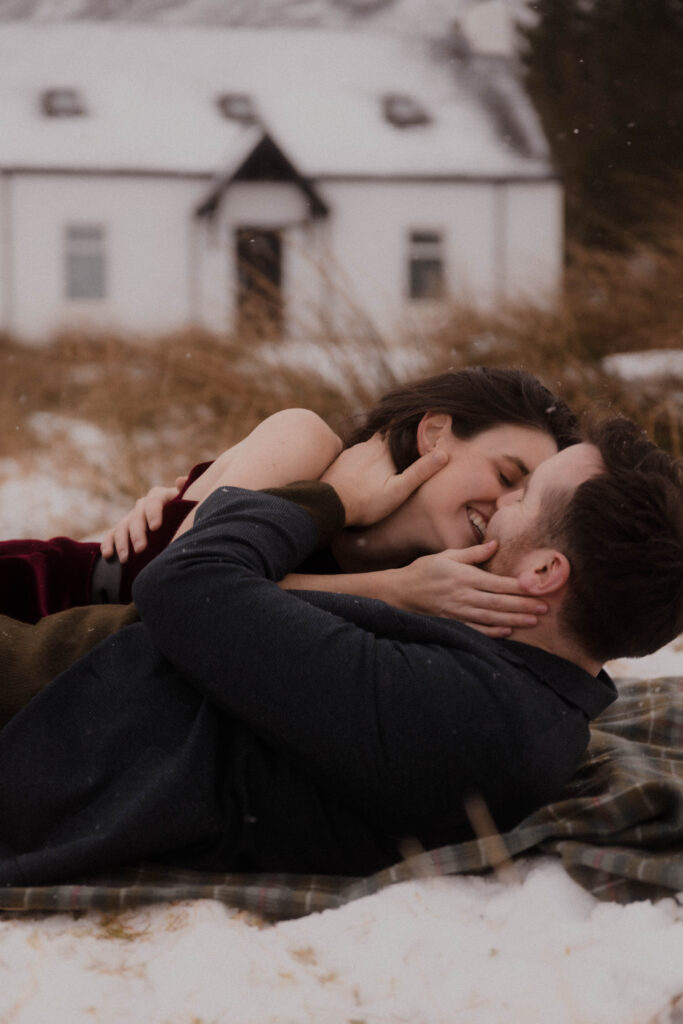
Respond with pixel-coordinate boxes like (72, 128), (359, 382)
(64, 223), (107, 302)
(407, 229), (446, 301)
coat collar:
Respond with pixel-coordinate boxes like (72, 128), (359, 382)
(498, 639), (618, 719)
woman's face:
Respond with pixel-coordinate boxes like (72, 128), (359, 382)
(337, 415), (559, 569)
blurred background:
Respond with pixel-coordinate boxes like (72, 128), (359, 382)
(0, 0), (681, 537)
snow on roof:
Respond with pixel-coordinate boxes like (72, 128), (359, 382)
(0, 21), (554, 179)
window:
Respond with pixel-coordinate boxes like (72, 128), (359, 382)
(382, 93), (432, 128)
(41, 88), (86, 118)
(64, 225), (106, 300)
(408, 230), (445, 300)
(216, 93), (257, 125)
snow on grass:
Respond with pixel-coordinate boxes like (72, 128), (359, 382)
(0, 413), (131, 538)
(26, 411), (114, 468)
(607, 634), (683, 682)
(603, 349), (683, 382)
(0, 459), (118, 537)
(249, 334), (432, 398)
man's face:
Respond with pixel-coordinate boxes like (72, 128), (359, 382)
(483, 443), (605, 577)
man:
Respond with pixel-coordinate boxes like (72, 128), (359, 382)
(0, 416), (681, 886)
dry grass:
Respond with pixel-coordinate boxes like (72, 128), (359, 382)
(0, 230), (680, 535)
(423, 230), (683, 454)
(0, 328), (382, 498)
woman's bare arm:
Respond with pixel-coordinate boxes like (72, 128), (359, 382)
(101, 409), (343, 560)
(173, 408), (343, 539)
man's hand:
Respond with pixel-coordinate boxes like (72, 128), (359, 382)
(100, 477), (187, 563)
(321, 433), (448, 526)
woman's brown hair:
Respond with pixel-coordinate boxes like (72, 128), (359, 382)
(349, 366), (580, 471)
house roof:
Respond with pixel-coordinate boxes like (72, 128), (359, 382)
(0, 22), (555, 181)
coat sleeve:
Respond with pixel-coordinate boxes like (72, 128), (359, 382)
(132, 486), (491, 821)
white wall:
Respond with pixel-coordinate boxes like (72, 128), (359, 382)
(0, 172), (12, 332)
(318, 180), (514, 338)
(315, 178), (563, 339)
(0, 172), (563, 343)
(501, 181), (563, 304)
(2, 172), (206, 341)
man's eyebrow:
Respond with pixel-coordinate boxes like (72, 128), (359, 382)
(502, 454), (530, 476)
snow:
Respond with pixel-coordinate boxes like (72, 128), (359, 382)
(0, 461), (121, 537)
(0, 860), (681, 1022)
(0, 21), (551, 177)
(603, 349), (683, 382)
(608, 634), (683, 682)
(0, 0), (526, 49)
(0, 413), (130, 538)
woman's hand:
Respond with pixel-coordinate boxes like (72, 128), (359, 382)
(385, 542), (548, 637)
(100, 477), (187, 563)
(281, 541), (546, 637)
(322, 433), (448, 526)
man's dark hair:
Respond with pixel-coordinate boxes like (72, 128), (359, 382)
(349, 367), (581, 471)
(547, 417), (683, 663)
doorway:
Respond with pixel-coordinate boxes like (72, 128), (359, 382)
(235, 228), (283, 338)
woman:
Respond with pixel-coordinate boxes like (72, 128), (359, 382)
(1, 366), (578, 636)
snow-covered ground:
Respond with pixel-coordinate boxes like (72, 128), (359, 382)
(1, 413), (682, 1022)
(0, 859), (681, 1024)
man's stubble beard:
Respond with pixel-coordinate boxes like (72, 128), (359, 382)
(480, 526), (542, 578)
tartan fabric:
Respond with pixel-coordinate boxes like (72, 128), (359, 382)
(2, 675), (681, 919)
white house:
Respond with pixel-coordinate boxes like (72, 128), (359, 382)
(0, 21), (562, 342)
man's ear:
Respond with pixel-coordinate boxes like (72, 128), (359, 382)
(416, 412), (452, 455)
(518, 550), (570, 597)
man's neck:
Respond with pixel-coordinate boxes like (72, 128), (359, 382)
(505, 615), (603, 677)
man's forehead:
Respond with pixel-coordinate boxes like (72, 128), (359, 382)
(532, 442), (604, 491)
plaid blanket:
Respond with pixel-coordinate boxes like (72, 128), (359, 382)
(2, 676), (681, 919)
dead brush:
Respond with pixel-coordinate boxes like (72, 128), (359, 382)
(0, 317), (400, 535)
(420, 228), (683, 453)
(0, 232), (680, 537)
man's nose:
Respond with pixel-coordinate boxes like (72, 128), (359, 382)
(496, 488), (523, 508)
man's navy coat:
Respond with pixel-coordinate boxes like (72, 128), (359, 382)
(0, 486), (617, 886)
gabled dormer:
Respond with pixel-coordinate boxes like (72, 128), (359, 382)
(382, 93), (432, 128)
(216, 92), (258, 125)
(196, 131), (328, 221)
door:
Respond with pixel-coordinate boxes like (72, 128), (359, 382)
(235, 228), (283, 338)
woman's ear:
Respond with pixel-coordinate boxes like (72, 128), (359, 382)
(416, 412), (452, 456)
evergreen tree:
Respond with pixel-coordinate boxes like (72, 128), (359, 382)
(519, 0), (683, 248)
